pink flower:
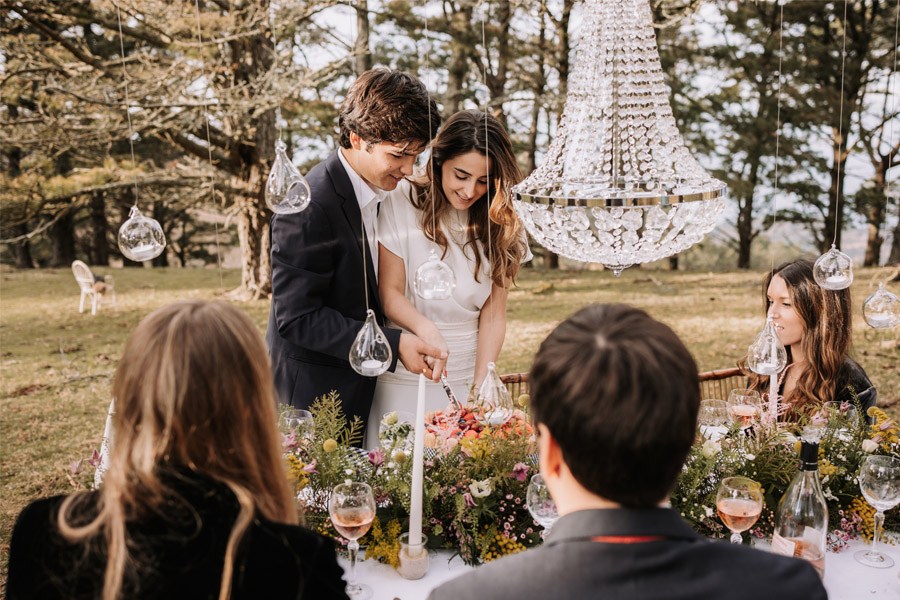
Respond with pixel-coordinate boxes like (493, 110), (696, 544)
(70, 459), (84, 475)
(87, 449), (102, 468)
(463, 492), (476, 507)
(511, 462), (529, 482)
(302, 460), (318, 474)
(367, 448), (384, 467)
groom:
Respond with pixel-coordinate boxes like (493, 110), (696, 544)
(266, 68), (446, 430)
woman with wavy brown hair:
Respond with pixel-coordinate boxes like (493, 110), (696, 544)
(366, 110), (530, 445)
(748, 259), (877, 420)
(7, 301), (348, 600)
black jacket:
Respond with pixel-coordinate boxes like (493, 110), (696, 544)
(5, 470), (349, 600)
(266, 150), (401, 427)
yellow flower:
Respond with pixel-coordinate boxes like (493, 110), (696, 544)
(323, 438), (338, 453)
(517, 394), (530, 409)
(481, 532), (526, 562)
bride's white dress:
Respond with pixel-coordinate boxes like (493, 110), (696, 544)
(366, 181), (492, 448)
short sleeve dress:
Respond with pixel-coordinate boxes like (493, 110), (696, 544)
(366, 180), (528, 447)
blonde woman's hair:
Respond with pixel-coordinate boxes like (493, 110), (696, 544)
(58, 300), (297, 600)
(412, 109), (526, 288)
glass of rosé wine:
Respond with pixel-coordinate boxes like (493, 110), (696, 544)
(329, 482), (376, 599)
(727, 389), (762, 431)
(716, 476), (763, 544)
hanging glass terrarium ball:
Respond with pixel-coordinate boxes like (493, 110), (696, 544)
(118, 205), (166, 262)
(747, 316), (787, 376)
(349, 309), (392, 377)
(813, 244), (853, 290)
(863, 283), (899, 330)
(475, 362), (514, 427)
(414, 249), (456, 300)
(265, 139), (311, 214)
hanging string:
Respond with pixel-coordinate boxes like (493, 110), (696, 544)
(769, 0), (785, 272)
(481, 2), (495, 336)
(193, 0), (225, 290)
(424, 4), (437, 246)
(113, 2), (140, 207)
(831, 0), (850, 246)
(885, 0), (899, 269)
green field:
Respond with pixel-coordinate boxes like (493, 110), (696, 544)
(1, 265), (897, 589)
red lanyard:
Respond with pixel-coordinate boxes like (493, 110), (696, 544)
(590, 535), (665, 544)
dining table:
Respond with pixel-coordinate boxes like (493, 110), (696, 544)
(338, 538), (900, 599)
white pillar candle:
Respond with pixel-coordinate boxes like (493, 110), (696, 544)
(409, 374), (426, 547)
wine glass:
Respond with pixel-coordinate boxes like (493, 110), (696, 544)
(698, 399), (728, 438)
(526, 474), (558, 539)
(854, 455), (900, 568)
(727, 389), (762, 431)
(281, 408), (314, 443)
(329, 482), (376, 598)
(716, 476), (763, 544)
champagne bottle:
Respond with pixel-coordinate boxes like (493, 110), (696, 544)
(771, 430), (828, 578)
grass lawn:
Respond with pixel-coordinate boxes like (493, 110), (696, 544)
(1, 265), (897, 589)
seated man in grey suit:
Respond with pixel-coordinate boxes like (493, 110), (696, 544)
(429, 304), (826, 600)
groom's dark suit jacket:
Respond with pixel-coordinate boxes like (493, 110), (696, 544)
(266, 150), (401, 426)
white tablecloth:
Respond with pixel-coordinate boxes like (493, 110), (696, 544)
(339, 539), (900, 600)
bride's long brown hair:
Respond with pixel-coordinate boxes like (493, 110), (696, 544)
(58, 301), (297, 600)
(411, 109), (526, 287)
(747, 259), (852, 415)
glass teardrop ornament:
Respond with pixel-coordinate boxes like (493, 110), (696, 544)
(414, 249), (456, 300)
(265, 139), (311, 214)
(118, 205), (166, 262)
(349, 309), (392, 376)
(863, 283), (899, 330)
(475, 362), (514, 427)
(747, 316), (787, 376)
(813, 244), (853, 290)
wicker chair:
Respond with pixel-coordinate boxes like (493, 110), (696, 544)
(501, 367), (748, 402)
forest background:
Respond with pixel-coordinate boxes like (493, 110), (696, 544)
(1, 0), (898, 292)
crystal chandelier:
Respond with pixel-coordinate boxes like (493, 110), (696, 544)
(512, 0), (726, 275)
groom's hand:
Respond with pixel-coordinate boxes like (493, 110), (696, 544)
(399, 332), (448, 382)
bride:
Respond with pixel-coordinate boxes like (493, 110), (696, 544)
(365, 110), (530, 447)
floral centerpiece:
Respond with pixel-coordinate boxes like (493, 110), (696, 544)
(673, 403), (900, 550)
(283, 392), (541, 566)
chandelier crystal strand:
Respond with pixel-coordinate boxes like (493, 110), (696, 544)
(114, 2), (166, 262)
(512, 0), (726, 275)
(813, 0), (853, 291)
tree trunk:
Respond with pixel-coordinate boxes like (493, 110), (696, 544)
(89, 191), (109, 266)
(13, 222), (34, 269)
(353, 0), (371, 75)
(889, 214), (900, 265)
(445, 4), (474, 115)
(668, 256), (679, 271)
(227, 4), (276, 299)
(823, 130), (848, 252)
(49, 208), (76, 267)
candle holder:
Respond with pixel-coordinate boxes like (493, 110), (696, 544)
(397, 532), (429, 580)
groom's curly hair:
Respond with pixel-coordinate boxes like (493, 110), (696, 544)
(338, 67), (440, 148)
(529, 304), (700, 507)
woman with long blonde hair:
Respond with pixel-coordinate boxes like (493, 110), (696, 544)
(748, 259), (877, 419)
(7, 301), (349, 600)
(366, 110), (530, 445)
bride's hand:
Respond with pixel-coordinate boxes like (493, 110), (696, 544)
(420, 327), (449, 382)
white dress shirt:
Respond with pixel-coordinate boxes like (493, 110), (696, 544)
(337, 148), (385, 278)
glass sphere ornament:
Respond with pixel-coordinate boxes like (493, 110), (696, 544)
(414, 249), (456, 300)
(118, 205), (166, 262)
(265, 139), (311, 214)
(813, 244), (854, 290)
(349, 309), (392, 377)
(747, 316), (787, 376)
(863, 283), (899, 330)
(475, 362), (514, 427)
